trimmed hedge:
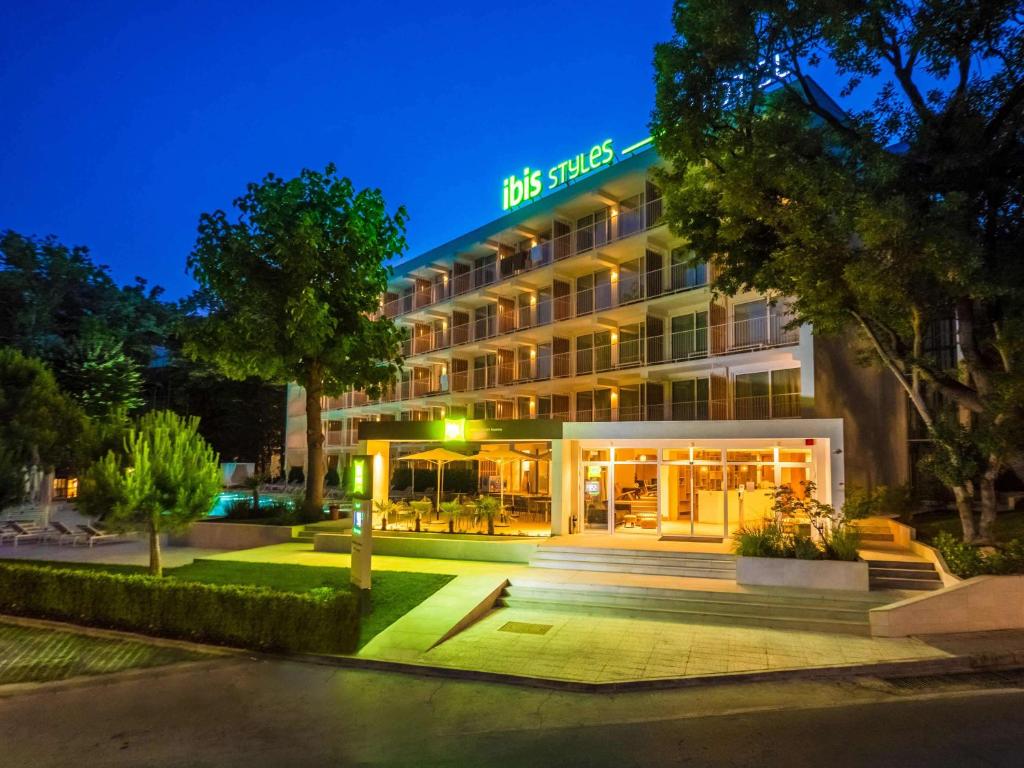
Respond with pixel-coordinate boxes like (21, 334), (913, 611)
(0, 563), (359, 654)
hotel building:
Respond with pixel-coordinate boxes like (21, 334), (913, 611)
(284, 138), (910, 540)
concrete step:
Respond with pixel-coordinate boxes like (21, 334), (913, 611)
(869, 576), (945, 591)
(499, 582), (884, 635)
(530, 551), (736, 569)
(529, 546), (737, 579)
(868, 566), (942, 581)
(867, 560), (936, 571)
(867, 560), (943, 591)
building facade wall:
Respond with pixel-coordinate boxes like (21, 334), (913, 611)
(811, 331), (910, 490)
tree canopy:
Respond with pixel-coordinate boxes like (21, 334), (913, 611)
(185, 163), (408, 518)
(0, 348), (87, 473)
(652, 0), (1024, 542)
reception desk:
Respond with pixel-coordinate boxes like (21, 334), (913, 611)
(695, 489), (773, 528)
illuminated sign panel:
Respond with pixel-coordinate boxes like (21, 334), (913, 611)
(444, 418), (466, 442)
(349, 455), (373, 501)
(502, 139), (615, 210)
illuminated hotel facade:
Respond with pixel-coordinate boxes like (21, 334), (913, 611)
(284, 138), (909, 539)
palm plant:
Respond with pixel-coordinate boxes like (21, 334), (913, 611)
(439, 499), (462, 534)
(373, 499), (404, 531)
(476, 494), (500, 536)
(241, 473), (266, 516)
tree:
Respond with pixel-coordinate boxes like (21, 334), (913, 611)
(652, 0), (1024, 543)
(185, 164), (407, 521)
(78, 410), (220, 576)
(0, 348), (88, 482)
(55, 335), (144, 417)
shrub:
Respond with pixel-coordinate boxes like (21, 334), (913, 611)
(325, 466), (341, 487)
(0, 563), (358, 654)
(733, 523), (785, 557)
(786, 533), (823, 560)
(824, 526), (862, 562)
(932, 531), (1024, 578)
(287, 466), (305, 484)
(224, 498), (256, 520)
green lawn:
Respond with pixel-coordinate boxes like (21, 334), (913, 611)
(0, 558), (453, 650)
(912, 509), (1024, 543)
(0, 621), (206, 685)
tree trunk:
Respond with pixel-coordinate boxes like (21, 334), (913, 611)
(303, 364), (325, 522)
(953, 485), (977, 544)
(487, 517), (494, 536)
(252, 486), (260, 516)
(977, 466), (1000, 545)
(149, 522), (162, 577)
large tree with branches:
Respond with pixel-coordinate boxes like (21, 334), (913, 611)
(185, 164), (407, 520)
(653, 0), (1024, 542)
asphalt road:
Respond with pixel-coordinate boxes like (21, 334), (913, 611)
(2, 656), (1023, 767)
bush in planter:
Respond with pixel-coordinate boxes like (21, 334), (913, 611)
(325, 466), (341, 487)
(287, 466), (305, 484)
(786, 533), (823, 560)
(824, 526), (861, 562)
(733, 523), (785, 557)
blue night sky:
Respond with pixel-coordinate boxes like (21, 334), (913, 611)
(0, 1), (854, 299)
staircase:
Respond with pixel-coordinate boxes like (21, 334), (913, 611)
(868, 560), (944, 591)
(498, 579), (891, 635)
(529, 545), (737, 580)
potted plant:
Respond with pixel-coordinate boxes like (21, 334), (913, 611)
(476, 495), (500, 536)
(439, 499), (462, 534)
(373, 499), (403, 531)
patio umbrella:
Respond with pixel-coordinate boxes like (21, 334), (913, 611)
(398, 447), (472, 514)
(466, 447), (535, 509)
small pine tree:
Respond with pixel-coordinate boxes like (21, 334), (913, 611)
(79, 410), (220, 576)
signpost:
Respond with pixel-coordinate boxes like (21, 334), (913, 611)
(349, 454), (373, 614)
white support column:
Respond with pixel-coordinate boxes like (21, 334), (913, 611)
(549, 439), (573, 535)
(364, 440), (390, 508)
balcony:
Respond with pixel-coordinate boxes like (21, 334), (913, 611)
(381, 193), (666, 320)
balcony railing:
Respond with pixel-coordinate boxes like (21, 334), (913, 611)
(339, 313), (800, 407)
(380, 194), (665, 319)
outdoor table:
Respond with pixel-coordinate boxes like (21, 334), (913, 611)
(527, 497), (551, 522)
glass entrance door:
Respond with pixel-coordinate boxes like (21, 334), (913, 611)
(582, 464), (609, 531)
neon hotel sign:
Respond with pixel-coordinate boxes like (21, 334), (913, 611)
(501, 138), (615, 211)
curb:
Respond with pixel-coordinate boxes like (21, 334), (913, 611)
(290, 648), (1024, 693)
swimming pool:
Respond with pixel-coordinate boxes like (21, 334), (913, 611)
(207, 492), (294, 518)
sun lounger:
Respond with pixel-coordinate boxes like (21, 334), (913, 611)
(5, 522), (47, 546)
(75, 524), (127, 547)
(49, 520), (89, 546)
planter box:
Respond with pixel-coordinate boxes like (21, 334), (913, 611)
(736, 556), (870, 591)
(169, 522), (301, 550)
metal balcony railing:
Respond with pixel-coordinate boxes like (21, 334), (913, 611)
(380, 194), (665, 319)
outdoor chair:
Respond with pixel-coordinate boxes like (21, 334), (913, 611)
(75, 524), (126, 547)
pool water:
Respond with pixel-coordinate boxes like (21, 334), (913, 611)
(207, 492), (294, 518)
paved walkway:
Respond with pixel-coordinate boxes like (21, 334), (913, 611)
(0, 540), (231, 569)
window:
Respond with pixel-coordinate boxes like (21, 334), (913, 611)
(670, 247), (707, 290)
(733, 301), (768, 348)
(671, 311), (708, 360)
(734, 368), (801, 419)
(672, 378), (710, 420)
